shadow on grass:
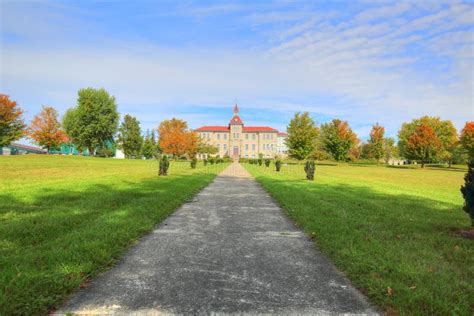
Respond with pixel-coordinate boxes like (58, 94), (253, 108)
(0, 171), (218, 315)
(253, 174), (473, 315)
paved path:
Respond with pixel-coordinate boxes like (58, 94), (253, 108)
(58, 163), (376, 315)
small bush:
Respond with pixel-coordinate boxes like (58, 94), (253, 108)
(461, 161), (474, 227)
(190, 157), (197, 169)
(159, 155), (169, 176)
(265, 158), (271, 167)
(304, 160), (315, 180)
(203, 159), (208, 166)
(209, 157), (215, 165)
(275, 159), (282, 172)
(258, 158), (263, 166)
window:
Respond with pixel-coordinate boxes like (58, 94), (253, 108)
(252, 144), (256, 150)
(217, 134), (220, 140)
(224, 134), (227, 140)
(252, 134), (256, 140)
(223, 144), (227, 151)
(245, 134), (248, 140)
(245, 144), (248, 151)
(217, 144), (220, 150)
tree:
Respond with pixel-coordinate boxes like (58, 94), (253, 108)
(368, 123), (385, 162)
(383, 137), (399, 163)
(0, 94), (25, 146)
(460, 121), (474, 162)
(398, 116), (457, 162)
(117, 114), (143, 159)
(405, 124), (442, 168)
(286, 112), (319, 160)
(198, 142), (218, 157)
(158, 118), (198, 158)
(320, 119), (357, 162)
(460, 162), (474, 227)
(142, 130), (156, 159)
(63, 88), (119, 155)
(27, 106), (68, 152)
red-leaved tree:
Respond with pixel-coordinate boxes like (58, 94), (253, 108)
(0, 94), (26, 146)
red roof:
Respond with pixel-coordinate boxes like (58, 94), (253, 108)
(278, 132), (288, 137)
(229, 115), (243, 125)
(234, 103), (239, 113)
(195, 126), (229, 131)
(243, 126), (278, 132)
(195, 125), (278, 132)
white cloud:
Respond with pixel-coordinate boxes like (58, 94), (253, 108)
(1, 0), (473, 140)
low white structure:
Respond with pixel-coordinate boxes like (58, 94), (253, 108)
(277, 132), (288, 157)
(114, 148), (125, 159)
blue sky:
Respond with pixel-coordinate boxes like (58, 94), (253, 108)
(1, 0), (473, 142)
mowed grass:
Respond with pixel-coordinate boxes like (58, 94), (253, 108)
(244, 162), (473, 315)
(0, 155), (227, 315)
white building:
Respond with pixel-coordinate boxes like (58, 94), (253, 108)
(277, 132), (288, 157)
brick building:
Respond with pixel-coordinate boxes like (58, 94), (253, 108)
(195, 105), (286, 160)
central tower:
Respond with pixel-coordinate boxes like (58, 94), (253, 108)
(229, 104), (243, 160)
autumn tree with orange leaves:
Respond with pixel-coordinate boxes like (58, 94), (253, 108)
(320, 119), (358, 162)
(0, 94), (26, 147)
(405, 124), (442, 168)
(28, 106), (68, 152)
(158, 118), (198, 158)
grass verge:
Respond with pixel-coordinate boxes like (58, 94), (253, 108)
(244, 162), (473, 315)
(0, 155), (226, 315)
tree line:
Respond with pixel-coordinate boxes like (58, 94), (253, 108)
(1, 90), (472, 167)
(0, 89), (216, 159)
(285, 112), (473, 168)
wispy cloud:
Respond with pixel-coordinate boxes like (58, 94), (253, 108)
(1, 0), (473, 139)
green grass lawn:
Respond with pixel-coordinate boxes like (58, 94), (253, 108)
(244, 162), (473, 315)
(0, 155), (227, 315)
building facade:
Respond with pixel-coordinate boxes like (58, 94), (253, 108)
(196, 105), (286, 160)
(277, 132), (288, 156)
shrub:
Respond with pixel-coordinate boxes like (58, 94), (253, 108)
(190, 157), (197, 169)
(304, 160), (316, 180)
(265, 158), (271, 167)
(209, 157), (215, 165)
(95, 146), (114, 158)
(275, 159), (282, 172)
(461, 162), (474, 227)
(159, 155), (169, 176)
(203, 159), (208, 166)
(258, 158), (263, 166)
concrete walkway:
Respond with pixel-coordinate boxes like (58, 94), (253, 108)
(58, 163), (376, 315)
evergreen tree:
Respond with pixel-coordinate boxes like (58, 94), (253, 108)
(117, 114), (143, 159)
(286, 112), (319, 160)
(142, 130), (155, 159)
